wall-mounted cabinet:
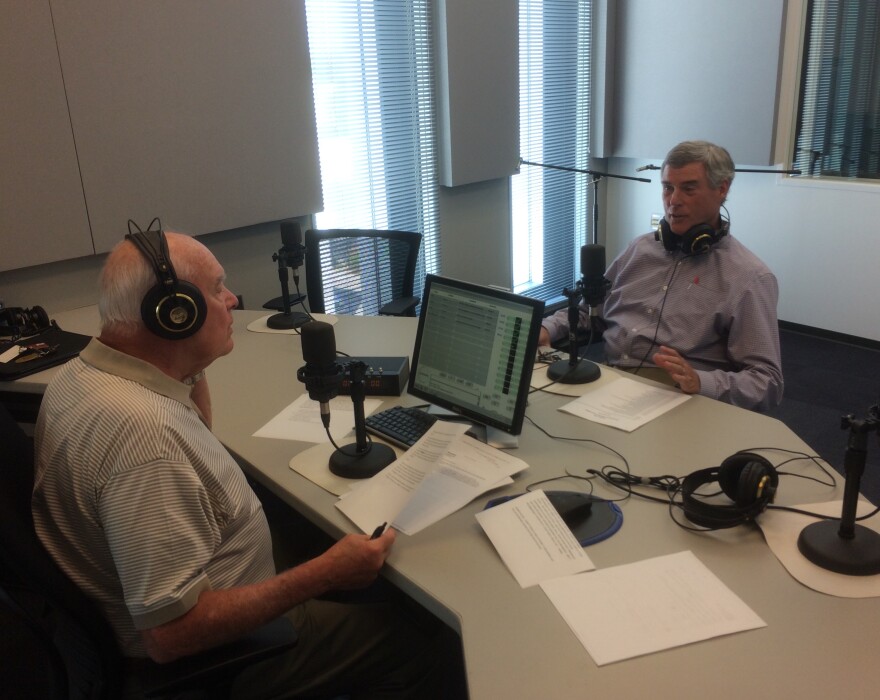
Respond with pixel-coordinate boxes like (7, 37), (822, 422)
(1, 1), (321, 273)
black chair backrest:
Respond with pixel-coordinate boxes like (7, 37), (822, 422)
(304, 229), (422, 315)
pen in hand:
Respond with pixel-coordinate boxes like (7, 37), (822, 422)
(370, 522), (388, 540)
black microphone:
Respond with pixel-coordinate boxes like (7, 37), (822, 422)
(546, 244), (608, 385)
(581, 244), (611, 309)
(296, 321), (342, 428)
(280, 221), (305, 287)
(267, 221), (309, 330)
(296, 321), (396, 479)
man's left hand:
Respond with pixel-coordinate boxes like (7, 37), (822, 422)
(652, 345), (700, 394)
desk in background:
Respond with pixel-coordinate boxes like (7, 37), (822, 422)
(12, 307), (880, 699)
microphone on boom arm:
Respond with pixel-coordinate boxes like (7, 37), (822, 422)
(546, 244), (610, 384)
(267, 221), (310, 330)
(297, 321), (396, 479)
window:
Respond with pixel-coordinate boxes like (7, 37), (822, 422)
(793, 0), (880, 180)
(304, 0), (439, 313)
(512, 0), (592, 304)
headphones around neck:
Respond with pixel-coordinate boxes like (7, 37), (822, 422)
(125, 219), (207, 340)
(655, 218), (728, 255)
(680, 452), (779, 529)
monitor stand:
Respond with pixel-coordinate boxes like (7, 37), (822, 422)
(467, 424), (519, 449)
(426, 405), (520, 449)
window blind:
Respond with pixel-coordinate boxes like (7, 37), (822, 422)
(513, 0), (592, 304)
(793, 0), (880, 180)
(304, 0), (439, 312)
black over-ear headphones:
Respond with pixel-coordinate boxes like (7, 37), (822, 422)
(125, 219), (207, 340)
(655, 218), (728, 255)
(680, 452), (779, 529)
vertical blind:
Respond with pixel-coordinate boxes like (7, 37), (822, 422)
(513, 0), (592, 304)
(304, 0), (439, 311)
(793, 0), (880, 179)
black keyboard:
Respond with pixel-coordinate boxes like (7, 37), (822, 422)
(365, 405), (438, 449)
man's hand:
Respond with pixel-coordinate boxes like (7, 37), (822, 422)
(316, 528), (396, 591)
(538, 327), (551, 347)
(652, 345), (700, 394)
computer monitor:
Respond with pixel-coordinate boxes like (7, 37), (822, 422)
(407, 275), (545, 447)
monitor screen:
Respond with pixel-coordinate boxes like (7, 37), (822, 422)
(407, 275), (545, 438)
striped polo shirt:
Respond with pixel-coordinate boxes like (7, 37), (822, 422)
(33, 339), (276, 658)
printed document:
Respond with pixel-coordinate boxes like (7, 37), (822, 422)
(560, 374), (690, 431)
(476, 490), (595, 587)
(336, 421), (528, 535)
(540, 550), (766, 665)
(254, 394), (382, 444)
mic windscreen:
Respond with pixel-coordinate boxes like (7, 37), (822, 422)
(280, 220), (302, 248)
(301, 321), (336, 367)
(581, 244), (606, 280)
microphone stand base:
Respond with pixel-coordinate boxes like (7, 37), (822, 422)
(797, 520), (880, 576)
(266, 312), (310, 330)
(329, 442), (396, 479)
(263, 294), (307, 311)
(547, 358), (601, 384)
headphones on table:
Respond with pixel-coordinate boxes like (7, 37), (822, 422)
(125, 219), (207, 340)
(679, 452), (779, 529)
(655, 218), (728, 255)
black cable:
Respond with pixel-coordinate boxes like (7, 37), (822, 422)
(579, 445), (864, 530)
(523, 414), (632, 505)
(322, 421), (376, 456)
(525, 474), (595, 495)
(630, 252), (685, 375)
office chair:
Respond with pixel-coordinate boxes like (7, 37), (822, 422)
(304, 229), (422, 317)
(0, 403), (298, 699)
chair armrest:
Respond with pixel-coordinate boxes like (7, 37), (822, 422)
(142, 616), (298, 697)
(378, 296), (420, 317)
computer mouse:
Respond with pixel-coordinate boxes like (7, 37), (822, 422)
(546, 491), (594, 527)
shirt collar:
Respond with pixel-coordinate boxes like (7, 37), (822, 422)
(80, 338), (193, 406)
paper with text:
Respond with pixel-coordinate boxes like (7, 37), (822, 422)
(335, 420), (528, 534)
(254, 394), (382, 444)
(540, 550), (766, 665)
(559, 375), (690, 431)
(476, 490), (595, 587)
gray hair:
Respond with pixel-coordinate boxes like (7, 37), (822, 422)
(662, 140), (735, 190)
(98, 232), (199, 335)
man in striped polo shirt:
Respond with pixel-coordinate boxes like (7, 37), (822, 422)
(33, 231), (456, 698)
(539, 140), (783, 412)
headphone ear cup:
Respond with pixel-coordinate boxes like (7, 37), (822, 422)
(655, 218), (678, 251)
(679, 223), (717, 255)
(141, 279), (207, 340)
(718, 453), (778, 507)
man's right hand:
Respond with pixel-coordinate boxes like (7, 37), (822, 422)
(317, 529), (396, 591)
(538, 327), (551, 347)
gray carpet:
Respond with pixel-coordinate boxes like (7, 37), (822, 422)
(765, 328), (880, 506)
